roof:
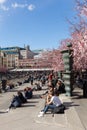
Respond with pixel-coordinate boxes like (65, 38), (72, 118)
(0, 47), (25, 51)
(32, 49), (44, 54)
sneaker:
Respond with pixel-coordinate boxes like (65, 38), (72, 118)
(38, 114), (44, 117)
(6, 108), (10, 112)
(39, 111), (44, 114)
(38, 112), (44, 117)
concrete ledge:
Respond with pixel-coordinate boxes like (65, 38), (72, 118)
(35, 94), (85, 130)
(34, 95), (68, 128)
(60, 94), (85, 130)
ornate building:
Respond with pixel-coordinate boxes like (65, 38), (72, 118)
(0, 46), (35, 69)
(0, 45), (44, 69)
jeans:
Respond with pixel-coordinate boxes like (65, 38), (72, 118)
(43, 104), (56, 113)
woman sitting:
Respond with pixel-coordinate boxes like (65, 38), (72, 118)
(6, 94), (22, 112)
(6, 90), (27, 112)
(38, 90), (62, 117)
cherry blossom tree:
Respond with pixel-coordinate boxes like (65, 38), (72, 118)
(76, 0), (87, 17)
(59, 0), (87, 71)
(37, 0), (87, 72)
(37, 50), (53, 68)
(70, 0), (87, 70)
(36, 49), (64, 71)
(51, 49), (64, 71)
(71, 29), (87, 70)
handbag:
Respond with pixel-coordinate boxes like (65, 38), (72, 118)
(52, 104), (65, 114)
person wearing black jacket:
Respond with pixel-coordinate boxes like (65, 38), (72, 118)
(55, 79), (66, 94)
(17, 91), (27, 103)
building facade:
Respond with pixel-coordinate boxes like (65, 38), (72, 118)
(0, 45), (46, 69)
(0, 46), (33, 69)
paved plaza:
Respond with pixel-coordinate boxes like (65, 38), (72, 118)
(0, 83), (87, 130)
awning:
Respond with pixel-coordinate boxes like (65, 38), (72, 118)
(10, 68), (53, 72)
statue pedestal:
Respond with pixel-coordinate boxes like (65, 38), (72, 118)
(63, 71), (73, 96)
(61, 43), (73, 96)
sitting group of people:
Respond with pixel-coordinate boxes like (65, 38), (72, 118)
(6, 76), (66, 117)
(38, 79), (66, 117)
(33, 82), (42, 91)
(6, 87), (33, 112)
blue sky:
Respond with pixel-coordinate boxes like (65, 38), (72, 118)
(0, 0), (76, 50)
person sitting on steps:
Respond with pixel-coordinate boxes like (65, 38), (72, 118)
(6, 94), (22, 112)
(38, 90), (62, 117)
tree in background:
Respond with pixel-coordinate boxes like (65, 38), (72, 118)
(59, 0), (87, 71)
(38, 0), (87, 72)
(51, 49), (64, 71)
(71, 0), (87, 70)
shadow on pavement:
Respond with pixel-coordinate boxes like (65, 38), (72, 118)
(22, 104), (36, 107)
(63, 101), (80, 109)
(27, 101), (39, 103)
(0, 111), (8, 114)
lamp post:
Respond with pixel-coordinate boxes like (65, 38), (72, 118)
(61, 43), (73, 96)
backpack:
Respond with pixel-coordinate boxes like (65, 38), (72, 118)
(52, 104), (65, 114)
